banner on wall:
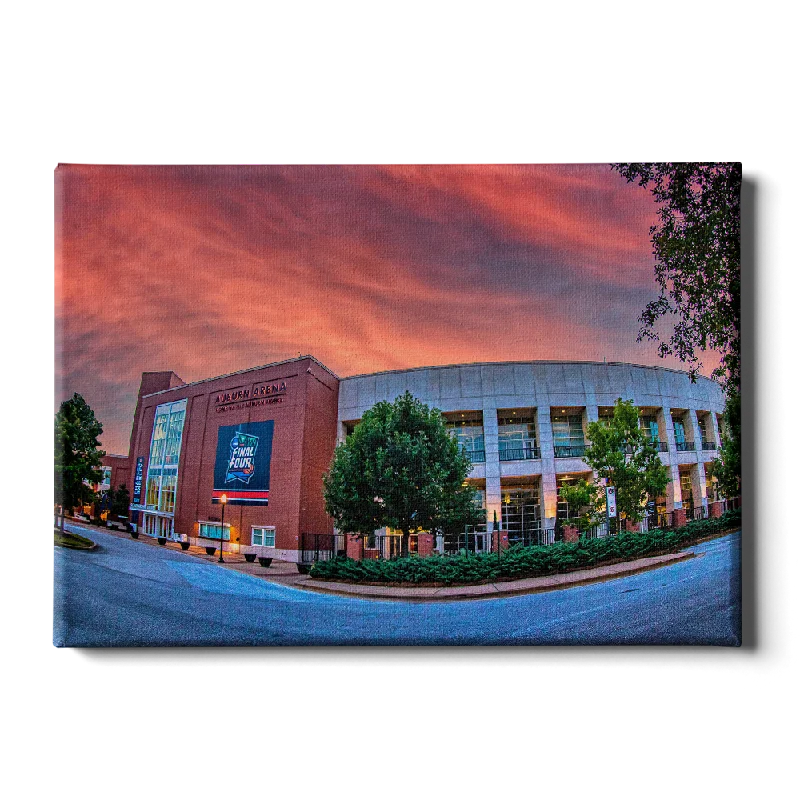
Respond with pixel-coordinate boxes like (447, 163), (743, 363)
(212, 421), (274, 505)
(132, 457), (145, 504)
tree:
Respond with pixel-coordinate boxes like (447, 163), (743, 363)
(54, 393), (105, 531)
(712, 390), (741, 498)
(561, 399), (670, 528)
(612, 162), (742, 492)
(111, 483), (131, 520)
(323, 391), (484, 556)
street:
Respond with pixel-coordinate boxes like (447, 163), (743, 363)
(54, 526), (741, 646)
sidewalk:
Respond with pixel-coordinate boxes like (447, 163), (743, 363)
(63, 519), (698, 602)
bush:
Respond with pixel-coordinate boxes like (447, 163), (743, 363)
(310, 509), (742, 585)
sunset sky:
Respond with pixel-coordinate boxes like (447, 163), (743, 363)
(55, 163), (700, 454)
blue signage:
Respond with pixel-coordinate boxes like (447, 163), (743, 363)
(132, 456), (145, 504)
(212, 421), (273, 505)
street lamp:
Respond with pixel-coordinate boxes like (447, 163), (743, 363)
(219, 493), (227, 563)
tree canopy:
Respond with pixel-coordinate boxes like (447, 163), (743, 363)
(54, 393), (105, 524)
(323, 391), (483, 552)
(560, 399), (669, 527)
(612, 162), (741, 394)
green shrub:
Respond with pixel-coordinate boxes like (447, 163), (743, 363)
(310, 508), (742, 585)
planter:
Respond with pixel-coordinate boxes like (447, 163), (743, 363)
(180, 541), (191, 551)
(244, 553), (257, 563)
(297, 563), (311, 574)
(130, 531), (139, 539)
(258, 557), (273, 568)
(205, 546), (217, 556)
(157, 537), (167, 546)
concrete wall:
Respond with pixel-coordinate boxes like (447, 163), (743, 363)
(338, 360), (726, 528)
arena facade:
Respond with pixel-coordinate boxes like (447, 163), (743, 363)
(113, 356), (728, 562)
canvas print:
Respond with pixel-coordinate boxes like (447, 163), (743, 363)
(54, 163), (742, 646)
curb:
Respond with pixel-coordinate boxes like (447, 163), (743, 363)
(297, 550), (699, 602)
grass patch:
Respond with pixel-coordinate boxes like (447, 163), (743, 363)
(54, 529), (95, 550)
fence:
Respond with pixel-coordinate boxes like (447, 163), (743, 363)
(439, 531), (492, 555)
(506, 526), (557, 547)
(300, 532), (346, 563)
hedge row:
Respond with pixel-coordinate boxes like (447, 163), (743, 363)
(309, 509), (742, 585)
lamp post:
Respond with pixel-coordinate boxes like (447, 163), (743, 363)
(219, 493), (227, 563)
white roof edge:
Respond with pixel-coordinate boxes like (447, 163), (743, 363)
(340, 359), (722, 384)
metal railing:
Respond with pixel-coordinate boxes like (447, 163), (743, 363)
(499, 443), (541, 461)
(440, 531), (492, 555)
(553, 444), (586, 458)
(701, 440), (717, 451)
(652, 440), (669, 452)
(463, 448), (486, 463)
(300, 532), (347, 563)
(717, 497), (741, 513)
(675, 441), (696, 452)
(581, 524), (609, 539)
(507, 526), (556, 547)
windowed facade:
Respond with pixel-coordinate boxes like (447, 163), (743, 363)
(680, 473), (694, 513)
(551, 411), (585, 457)
(497, 409), (539, 460)
(445, 412), (485, 463)
(501, 482), (542, 545)
(142, 399), (187, 537)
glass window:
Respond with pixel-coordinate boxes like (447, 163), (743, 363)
(144, 399), (187, 516)
(199, 522), (230, 541)
(680, 474), (694, 511)
(252, 526), (276, 547)
(672, 417), (686, 445)
(640, 415), (659, 443)
(497, 410), (538, 460)
(501, 484), (542, 545)
(445, 412), (485, 462)
(551, 412), (585, 456)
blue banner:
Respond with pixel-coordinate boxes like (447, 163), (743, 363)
(212, 421), (274, 505)
(132, 456), (145, 504)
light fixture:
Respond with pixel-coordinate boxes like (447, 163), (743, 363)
(218, 493), (228, 563)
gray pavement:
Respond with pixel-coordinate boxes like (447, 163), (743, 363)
(56, 518), (704, 602)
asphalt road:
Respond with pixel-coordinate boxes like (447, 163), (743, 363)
(54, 525), (741, 646)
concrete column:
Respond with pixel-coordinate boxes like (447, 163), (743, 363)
(688, 409), (702, 456)
(710, 411), (722, 448)
(691, 461), (708, 515)
(660, 406), (676, 452)
(585, 407), (598, 472)
(483, 401), (501, 530)
(537, 406), (558, 525)
(661, 405), (682, 511)
(666, 464), (682, 512)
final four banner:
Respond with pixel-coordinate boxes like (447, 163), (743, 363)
(212, 421), (274, 505)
